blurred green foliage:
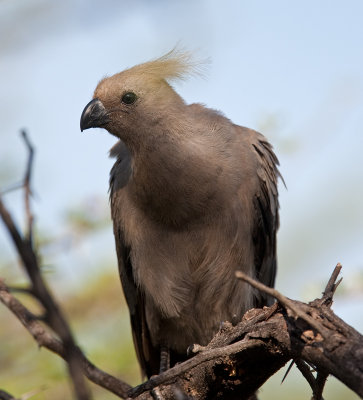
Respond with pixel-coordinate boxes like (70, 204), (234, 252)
(64, 198), (111, 235)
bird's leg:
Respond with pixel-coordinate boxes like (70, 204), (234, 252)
(159, 345), (170, 374)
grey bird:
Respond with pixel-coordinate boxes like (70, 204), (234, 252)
(80, 50), (282, 378)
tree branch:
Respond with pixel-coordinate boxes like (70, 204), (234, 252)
(127, 267), (363, 399)
(0, 134), (90, 400)
(235, 270), (329, 338)
(0, 280), (132, 398)
(20, 130), (34, 244)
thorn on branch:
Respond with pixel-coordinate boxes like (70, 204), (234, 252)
(281, 359), (295, 384)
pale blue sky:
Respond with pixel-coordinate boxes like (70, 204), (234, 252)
(1, 0), (362, 326)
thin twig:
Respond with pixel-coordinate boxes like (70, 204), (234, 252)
(235, 271), (328, 338)
(20, 130), (34, 244)
(8, 285), (35, 296)
(320, 263), (342, 307)
(313, 371), (329, 400)
(0, 280), (132, 398)
(295, 359), (326, 400)
(0, 182), (25, 196)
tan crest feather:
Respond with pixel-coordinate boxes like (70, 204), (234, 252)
(128, 47), (207, 83)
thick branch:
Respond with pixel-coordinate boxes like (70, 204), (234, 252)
(128, 268), (363, 399)
(0, 280), (132, 398)
(130, 307), (290, 399)
(236, 267), (362, 397)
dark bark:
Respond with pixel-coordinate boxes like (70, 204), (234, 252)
(128, 294), (363, 399)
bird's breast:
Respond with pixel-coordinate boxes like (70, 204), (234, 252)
(129, 153), (237, 230)
(114, 188), (255, 351)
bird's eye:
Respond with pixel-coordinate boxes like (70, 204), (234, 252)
(121, 92), (137, 105)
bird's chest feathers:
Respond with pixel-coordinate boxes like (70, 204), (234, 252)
(129, 141), (228, 227)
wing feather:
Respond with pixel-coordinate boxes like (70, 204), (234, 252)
(109, 142), (159, 378)
(251, 134), (282, 305)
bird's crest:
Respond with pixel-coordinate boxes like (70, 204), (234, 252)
(126, 48), (207, 83)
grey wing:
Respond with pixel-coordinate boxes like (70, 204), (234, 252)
(109, 141), (159, 378)
(251, 133), (283, 306)
(109, 140), (132, 195)
(113, 226), (160, 378)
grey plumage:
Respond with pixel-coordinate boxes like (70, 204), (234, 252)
(80, 50), (282, 378)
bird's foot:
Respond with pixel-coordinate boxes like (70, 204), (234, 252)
(159, 345), (170, 374)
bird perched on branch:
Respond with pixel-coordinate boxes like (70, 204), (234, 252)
(80, 49), (282, 378)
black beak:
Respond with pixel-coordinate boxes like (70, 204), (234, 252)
(80, 98), (110, 132)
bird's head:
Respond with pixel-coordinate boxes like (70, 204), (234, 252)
(80, 49), (204, 147)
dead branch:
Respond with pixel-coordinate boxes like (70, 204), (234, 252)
(235, 270), (329, 338)
(127, 266), (363, 399)
(0, 280), (132, 398)
(294, 360), (322, 399)
(20, 130), (34, 243)
(319, 263), (343, 307)
(0, 134), (88, 400)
